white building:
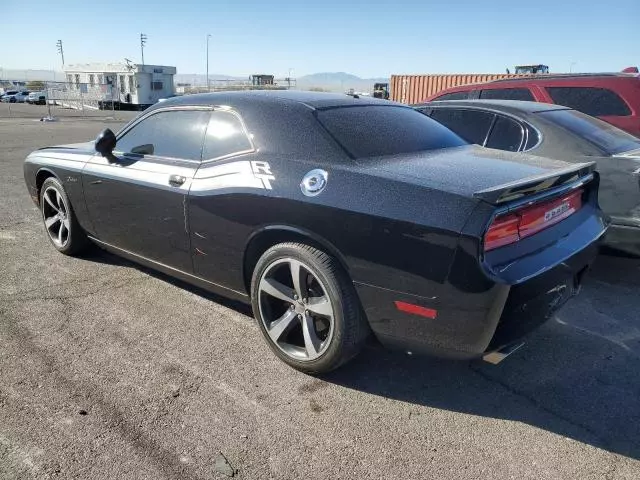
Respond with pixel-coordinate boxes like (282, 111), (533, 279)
(63, 62), (176, 106)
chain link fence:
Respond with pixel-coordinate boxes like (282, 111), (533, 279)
(0, 77), (142, 120)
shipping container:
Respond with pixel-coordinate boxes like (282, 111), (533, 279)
(390, 74), (530, 104)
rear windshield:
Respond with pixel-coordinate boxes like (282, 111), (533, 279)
(538, 109), (640, 155)
(316, 106), (466, 159)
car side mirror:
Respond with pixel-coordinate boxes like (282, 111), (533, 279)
(95, 128), (117, 156)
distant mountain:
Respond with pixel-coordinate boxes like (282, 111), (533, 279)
(174, 73), (245, 86)
(0, 69), (65, 82)
(297, 72), (389, 92)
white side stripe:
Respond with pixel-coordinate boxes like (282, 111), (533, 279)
(192, 160), (275, 193)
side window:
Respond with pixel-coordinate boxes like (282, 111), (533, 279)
(479, 88), (535, 101)
(115, 110), (210, 160)
(430, 108), (495, 145)
(485, 116), (525, 152)
(202, 110), (253, 160)
(524, 126), (540, 150)
(433, 91), (470, 101)
(546, 87), (631, 116)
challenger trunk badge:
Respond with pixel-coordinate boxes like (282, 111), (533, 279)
(301, 169), (328, 197)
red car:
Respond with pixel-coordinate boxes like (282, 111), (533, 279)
(426, 73), (640, 137)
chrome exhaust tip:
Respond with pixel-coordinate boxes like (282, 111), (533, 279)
(482, 342), (525, 365)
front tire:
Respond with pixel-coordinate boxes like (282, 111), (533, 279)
(251, 242), (369, 374)
(40, 177), (89, 256)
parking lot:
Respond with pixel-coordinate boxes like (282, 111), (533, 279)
(1, 102), (639, 479)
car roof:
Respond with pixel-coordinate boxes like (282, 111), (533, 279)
(417, 99), (570, 114)
(153, 90), (403, 110)
(488, 72), (639, 84)
(427, 72), (640, 98)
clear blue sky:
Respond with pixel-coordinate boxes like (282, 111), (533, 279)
(1, 0), (638, 77)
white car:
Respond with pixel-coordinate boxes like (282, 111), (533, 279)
(1, 90), (19, 102)
(1, 90), (30, 103)
(27, 91), (47, 105)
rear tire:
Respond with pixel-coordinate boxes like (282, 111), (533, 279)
(251, 242), (369, 374)
(40, 177), (89, 256)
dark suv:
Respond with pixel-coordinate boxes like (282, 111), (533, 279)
(426, 74), (640, 137)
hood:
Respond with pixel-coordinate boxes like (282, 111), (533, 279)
(365, 145), (590, 201)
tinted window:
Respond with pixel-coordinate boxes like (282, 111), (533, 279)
(485, 116), (524, 151)
(433, 91), (470, 100)
(547, 87), (631, 116)
(538, 109), (640, 155)
(316, 106), (466, 159)
(430, 109), (495, 145)
(524, 126), (541, 150)
(202, 110), (253, 160)
(479, 88), (535, 101)
(116, 110), (210, 160)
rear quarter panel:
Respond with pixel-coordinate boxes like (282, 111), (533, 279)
(187, 153), (481, 298)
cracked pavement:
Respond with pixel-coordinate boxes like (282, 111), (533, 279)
(1, 104), (639, 479)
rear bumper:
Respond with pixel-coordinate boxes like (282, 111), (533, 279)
(356, 223), (602, 360)
(487, 238), (595, 350)
(602, 223), (640, 257)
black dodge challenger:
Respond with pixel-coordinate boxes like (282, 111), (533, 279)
(24, 91), (608, 373)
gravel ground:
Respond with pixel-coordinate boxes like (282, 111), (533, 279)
(1, 103), (639, 479)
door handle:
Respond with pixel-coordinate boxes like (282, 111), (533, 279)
(168, 174), (186, 187)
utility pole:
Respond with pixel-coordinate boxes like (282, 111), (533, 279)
(56, 40), (64, 67)
(140, 33), (147, 65)
(206, 34), (212, 92)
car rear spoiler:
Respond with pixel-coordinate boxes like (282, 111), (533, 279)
(473, 162), (596, 205)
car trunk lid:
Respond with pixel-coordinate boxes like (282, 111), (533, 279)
(366, 144), (595, 202)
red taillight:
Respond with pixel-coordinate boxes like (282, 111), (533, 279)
(484, 189), (584, 252)
(485, 213), (520, 251)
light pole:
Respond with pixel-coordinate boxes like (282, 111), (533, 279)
(206, 34), (212, 92)
(288, 68), (293, 89)
(56, 40), (64, 68)
(140, 33), (147, 65)
(569, 62), (576, 73)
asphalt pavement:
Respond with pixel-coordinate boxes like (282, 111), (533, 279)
(1, 103), (639, 479)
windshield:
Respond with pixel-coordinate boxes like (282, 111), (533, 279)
(538, 109), (640, 155)
(316, 105), (466, 159)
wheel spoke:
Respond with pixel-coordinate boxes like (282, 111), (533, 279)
(261, 278), (295, 303)
(267, 310), (298, 343)
(57, 222), (64, 244)
(289, 260), (308, 300)
(302, 314), (322, 359)
(306, 296), (333, 318)
(45, 214), (60, 229)
(44, 191), (59, 212)
(56, 191), (64, 211)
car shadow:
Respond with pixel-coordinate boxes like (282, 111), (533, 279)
(79, 248), (253, 317)
(81, 247), (640, 461)
(323, 254), (640, 461)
